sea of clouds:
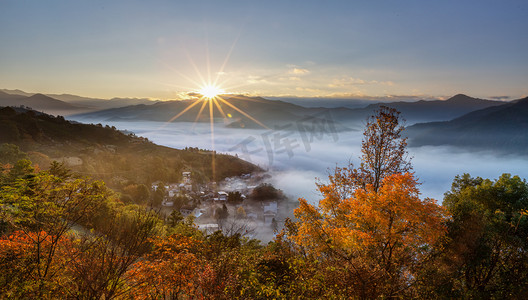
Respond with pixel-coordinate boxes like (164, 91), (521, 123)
(71, 117), (528, 205)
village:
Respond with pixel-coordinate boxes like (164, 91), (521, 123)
(151, 171), (290, 240)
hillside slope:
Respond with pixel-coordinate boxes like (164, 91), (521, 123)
(0, 106), (260, 187)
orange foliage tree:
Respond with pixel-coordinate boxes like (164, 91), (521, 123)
(288, 173), (446, 297)
(282, 107), (447, 298)
(128, 233), (206, 299)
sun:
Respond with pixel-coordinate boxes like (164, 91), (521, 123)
(199, 84), (224, 99)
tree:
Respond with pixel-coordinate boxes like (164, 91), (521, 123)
(0, 143), (27, 165)
(0, 171), (114, 298)
(48, 161), (71, 179)
(281, 107), (445, 298)
(61, 209), (161, 299)
(0, 166), (162, 299)
(167, 209), (184, 227)
(129, 234), (205, 299)
(425, 173), (528, 299)
(123, 184), (150, 205)
(236, 206), (247, 219)
(151, 182), (166, 206)
(228, 191), (244, 203)
(287, 173), (446, 298)
(359, 106), (412, 192)
(216, 204), (229, 221)
(250, 183), (283, 201)
(330, 106), (411, 196)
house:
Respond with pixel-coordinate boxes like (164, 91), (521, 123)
(151, 181), (162, 191)
(168, 189), (178, 197)
(182, 172), (192, 191)
(217, 191), (228, 201)
(180, 206), (194, 217)
(263, 201), (278, 225)
(182, 172), (191, 184)
(197, 223), (219, 235)
(162, 199), (174, 207)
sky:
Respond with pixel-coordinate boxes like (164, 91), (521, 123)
(1, 0), (527, 101)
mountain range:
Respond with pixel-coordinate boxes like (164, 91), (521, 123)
(71, 93), (506, 128)
(0, 89), (158, 113)
(406, 97), (528, 154)
(0, 90), (93, 116)
(2, 88), (525, 155)
(1, 89), (507, 125)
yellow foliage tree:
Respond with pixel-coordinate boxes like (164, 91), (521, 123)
(288, 173), (446, 298)
(282, 107), (447, 298)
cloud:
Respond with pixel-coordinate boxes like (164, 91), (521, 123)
(323, 92), (440, 102)
(246, 75), (273, 84)
(288, 68), (310, 75)
(68, 117), (528, 206)
(295, 87), (323, 93)
(490, 96), (510, 101)
(277, 76), (301, 82)
(328, 76), (394, 88)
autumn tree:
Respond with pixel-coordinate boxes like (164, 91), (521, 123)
(61, 209), (161, 299)
(282, 107), (446, 298)
(359, 106), (411, 191)
(332, 106), (412, 198)
(0, 162), (162, 299)
(287, 173), (446, 298)
(0, 168), (112, 298)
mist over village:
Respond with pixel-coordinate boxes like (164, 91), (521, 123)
(1, 1), (527, 299)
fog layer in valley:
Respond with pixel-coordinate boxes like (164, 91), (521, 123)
(70, 118), (528, 204)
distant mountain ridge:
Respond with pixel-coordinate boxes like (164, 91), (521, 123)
(0, 89), (158, 112)
(71, 93), (507, 128)
(358, 94), (505, 123)
(1, 89), (514, 130)
(0, 91), (90, 115)
(406, 97), (528, 154)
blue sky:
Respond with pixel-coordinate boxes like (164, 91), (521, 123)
(1, 0), (527, 100)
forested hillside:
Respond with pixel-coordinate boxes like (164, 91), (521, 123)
(0, 106), (260, 188)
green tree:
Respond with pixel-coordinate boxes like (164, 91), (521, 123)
(167, 210), (184, 227)
(427, 173), (528, 299)
(228, 191), (244, 203)
(216, 204), (229, 221)
(151, 182), (166, 207)
(0, 143), (27, 165)
(250, 183), (283, 201)
(48, 161), (71, 179)
(0, 171), (111, 298)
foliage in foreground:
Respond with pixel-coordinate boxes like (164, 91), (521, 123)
(1, 106), (527, 299)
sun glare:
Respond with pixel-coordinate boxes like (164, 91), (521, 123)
(199, 85), (224, 99)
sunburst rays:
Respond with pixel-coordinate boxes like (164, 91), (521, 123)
(157, 38), (269, 183)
